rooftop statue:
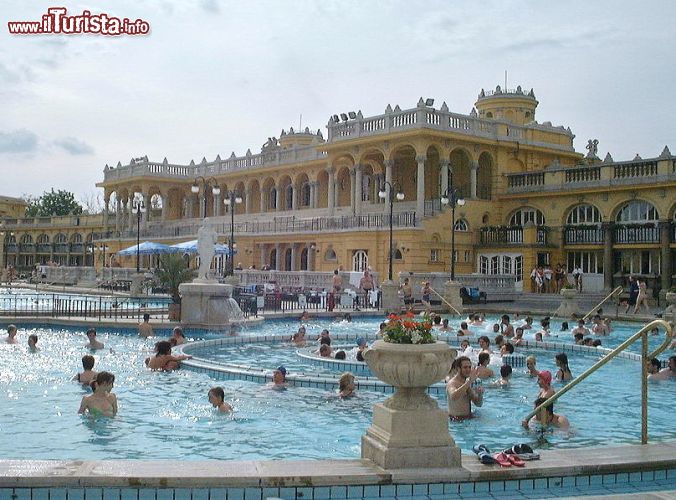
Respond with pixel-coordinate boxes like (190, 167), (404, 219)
(586, 139), (599, 159)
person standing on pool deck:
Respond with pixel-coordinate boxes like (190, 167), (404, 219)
(138, 313), (154, 338)
(447, 356), (483, 418)
(5, 324), (18, 344)
(420, 281), (432, 315)
(78, 371), (117, 418)
(85, 328), (104, 350)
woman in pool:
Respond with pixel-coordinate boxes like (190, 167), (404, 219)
(145, 340), (192, 371)
(5, 324), (18, 344)
(291, 326), (306, 346)
(537, 370), (555, 400)
(208, 386), (233, 413)
(171, 327), (186, 346)
(269, 366), (287, 390)
(555, 353), (573, 382)
(78, 371), (117, 418)
(338, 372), (356, 398)
(526, 355), (538, 377)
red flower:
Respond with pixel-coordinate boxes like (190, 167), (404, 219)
(405, 311), (415, 318)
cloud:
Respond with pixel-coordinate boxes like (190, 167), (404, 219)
(200, 0), (220, 13)
(54, 137), (95, 155)
(0, 129), (39, 154)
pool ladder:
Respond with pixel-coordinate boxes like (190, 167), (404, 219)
(524, 318), (674, 444)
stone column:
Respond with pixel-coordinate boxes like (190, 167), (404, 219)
(350, 168), (357, 214)
(275, 186), (281, 212)
(327, 167), (336, 215)
(127, 197), (134, 230)
(440, 160), (450, 196)
(160, 193), (168, 220)
(115, 198), (122, 231)
(245, 188), (251, 214)
(415, 155), (425, 220)
(199, 194), (206, 219)
(354, 164), (363, 215)
(260, 189), (266, 213)
(470, 161), (478, 199)
(290, 244), (297, 271)
(384, 160), (393, 209)
(309, 244), (316, 271)
(260, 244), (266, 269)
(373, 174), (383, 204)
(274, 243), (281, 270)
(659, 219), (673, 292)
(142, 193), (150, 225)
(213, 193), (221, 217)
(103, 195), (110, 228)
(603, 222), (614, 290)
(291, 186), (298, 211)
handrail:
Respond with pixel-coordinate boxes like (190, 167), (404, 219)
(523, 319), (673, 444)
(581, 286), (623, 321)
(428, 285), (461, 316)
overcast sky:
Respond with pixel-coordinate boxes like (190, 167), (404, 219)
(1, 0), (675, 203)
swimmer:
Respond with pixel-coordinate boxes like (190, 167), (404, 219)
(342, 313), (352, 323)
(145, 340), (191, 371)
(85, 328), (104, 350)
(334, 350), (346, 360)
(537, 319), (552, 337)
(500, 342), (515, 356)
(560, 321), (569, 332)
(470, 314), (484, 327)
(535, 332), (544, 342)
(522, 316), (534, 330)
(494, 334), (505, 349)
(457, 321), (471, 336)
(522, 397), (569, 430)
(355, 337), (367, 362)
(291, 326), (307, 346)
(491, 323), (501, 334)
(491, 364), (512, 387)
(648, 355), (676, 381)
(78, 371), (117, 418)
(574, 333), (584, 345)
(537, 370), (555, 400)
(446, 356), (483, 418)
(299, 310), (311, 322)
(555, 353), (573, 382)
(319, 343), (332, 358)
(73, 354), (97, 385)
(208, 386), (233, 413)
(171, 327), (185, 345)
(591, 315), (609, 336)
(318, 329), (331, 346)
(646, 358), (661, 376)
(270, 366), (287, 389)
(338, 372), (356, 398)
(439, 318), (453, 332)
(377, 322), (387, 337)
(5, 324), (18, 344)
(476, 352), (494, 379)
(500, 315), (514, 337)
(478, 335), (492, 354)
(571, 320), (590, 337)
(513, 327), (525, 346)
(432, 314), (442, 326)
(138, 313), (154, 338)
(27, 334), (39, 351)
(459, 339), (471, 353)
(526, 355), (538, 377)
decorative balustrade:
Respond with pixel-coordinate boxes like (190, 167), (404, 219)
(507, 172), (544, 188)
(400, 272), (517, 294)
(614, 224), (660, 244)
(614, 161), (657, 179)
(566, 166), (600, 183)
(480, 226), (523, 245)
(564, 225), (604, 245)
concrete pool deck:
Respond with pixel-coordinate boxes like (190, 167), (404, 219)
(0, 443), (673, 488)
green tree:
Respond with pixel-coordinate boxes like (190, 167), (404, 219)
(156, 253), (195, 304)
(25, 189), (83, 217)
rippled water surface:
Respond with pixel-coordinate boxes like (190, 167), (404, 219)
(0, 315), (673, 460)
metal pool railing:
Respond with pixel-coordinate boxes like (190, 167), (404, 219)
(0, 294), (171, 321)
(523, 319), (674, 444)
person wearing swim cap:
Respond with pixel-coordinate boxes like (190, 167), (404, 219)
(537, 370), (555, 400)
(355, 337), (367, 362)
(270, 366), (287, 390)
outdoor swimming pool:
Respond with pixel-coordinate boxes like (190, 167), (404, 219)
(0, 316), (673, 461)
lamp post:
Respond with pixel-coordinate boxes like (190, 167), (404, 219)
(378, 182), (405, 281)
(441, 187), (466, 281)
(98, 244), (110, 269)
(223, 190), (243, 276)
(191, 177), (221, 218)
(131, 200), (146, 272)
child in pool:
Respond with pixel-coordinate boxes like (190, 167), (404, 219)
(78, 371), (117, 417)
(73, 354), (97, 385)
(208, 386), (233, 413)
(491, 364), (513, 387)
(145, 340), (191, 371)
(338, 372), (356, 398)
(555, 353), (573, 381)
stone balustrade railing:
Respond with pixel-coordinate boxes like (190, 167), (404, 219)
(232, 270), (379, 291)
(1, 214), (104, 230)
(397, 272), (517, 295)
(506, 156), (673, 194)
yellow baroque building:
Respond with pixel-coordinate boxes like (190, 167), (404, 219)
(2, 85), (675, 292)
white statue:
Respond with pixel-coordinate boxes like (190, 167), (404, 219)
(197, 218), (217, 281)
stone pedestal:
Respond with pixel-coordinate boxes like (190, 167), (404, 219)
(361, 341), (461, 469)
(179, 280), (244, 329)
(380, 280), (402, 313)
(554, 288), (581, 318)
(223, 275), (240, 288)
(130, 273), (145, 296)
(442, 280), (464, 314)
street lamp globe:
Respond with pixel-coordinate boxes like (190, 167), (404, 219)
(457, 198), (466, 206)
(378, 190), (386, 199)
(396, 192), (405, 201)
(191, 184), (200, 194)
(211, 185), (221, 196)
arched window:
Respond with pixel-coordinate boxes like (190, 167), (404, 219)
(486, 112), (493, 118)
(325, 248), (336, 261)
(454, 219), (469, 231)
(71, 233), (83, 243)
(615, 201), (658, 223)
(301, 183), (311, 207)
(268, 188), (277, 211)
(285, 185), (293, 210)
(269, 249), (277, 269)
(352, 250), (368, 272)
(37, 234), (49, 244)
(284, 248), (292, 270)
(393, 249), (403, 260)
(54, 233), (67, 243)
(300, 248), (309, 270)
(509, 208), (545, 226)
(20, 234), (33, 244)
(567, 204), (602, 225)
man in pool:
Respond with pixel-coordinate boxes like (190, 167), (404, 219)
(145, 340), (192, 370)
(522, 397), (570, 430)
(5, 324), (18, 344)
(78, 371), (118, 418)
(138, 313), (154, 338)
(476, 352), (494, 379)
(478, 335), (492, 354)
(500, 315), (514, 337)
(73, 354), (97, 385)
(648, 355), (676, 381)
(439, 318), (453, 332)
(85, 328), (104, 350)
(27, 334), (39, 351)
(571, 319), (590, 337)
(208, 386), (233, 413)
(446, 356), (483, 418)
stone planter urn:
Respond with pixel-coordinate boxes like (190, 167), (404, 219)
(361, 340), (461, 469)
(554, 287), (581, 317)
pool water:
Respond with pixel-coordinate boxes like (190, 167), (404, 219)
(0, 287), (171, 311)
(0, 316), (673, 461)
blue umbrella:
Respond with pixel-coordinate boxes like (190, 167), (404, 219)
(117, 241), (174, 256)
(170, 240), (236, 256)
